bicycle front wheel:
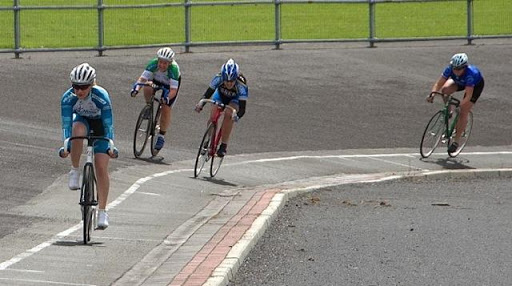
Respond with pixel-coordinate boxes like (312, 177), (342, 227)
(150, 104), (162, 156)
(81, 163), (96, 245)
(210, 127), (224, 177)
(420, 111), (446, 158)
(133, 105), (152, 158)
(194, 123), (215, 178)
(448, 111), (473, 157)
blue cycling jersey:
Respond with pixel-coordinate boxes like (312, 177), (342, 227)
(209, 74), (248, 101)
(61, 85), (114, 141)
(442, 64), (483, 87)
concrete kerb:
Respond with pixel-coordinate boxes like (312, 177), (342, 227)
(203, 168), (512, 286)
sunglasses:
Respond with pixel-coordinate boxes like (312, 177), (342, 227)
(452, 66), (466, 71)
(72, 84), (91, 90)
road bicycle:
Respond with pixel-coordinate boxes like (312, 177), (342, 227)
(132, 82), (169, 158)
(60, 135), (116, 244)
(420, 91), (473, 158)
(194, 99), (238, 178)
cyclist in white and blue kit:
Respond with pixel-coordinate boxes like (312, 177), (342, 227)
(428, 53), (484, 153)
(195, 58), (248, 157)
(60, 63), (118, 229)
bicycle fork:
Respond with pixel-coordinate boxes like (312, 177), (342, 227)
(81, 145), (98, 229)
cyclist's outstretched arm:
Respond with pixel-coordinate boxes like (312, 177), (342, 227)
(195, 88), (216, 112)
(131, 77), (153, 97)
(237, 100), (246, 119)
(431, 75), (447, 93)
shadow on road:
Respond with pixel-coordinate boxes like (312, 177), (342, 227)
(191, 176), (238, 187)
(54, 240), (104, 247)
(132, 156), (169, 165)
(420, 157), (474, 169)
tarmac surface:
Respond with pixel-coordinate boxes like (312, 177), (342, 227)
(230, 172), (512, 286)
(0, 39), (512, 285)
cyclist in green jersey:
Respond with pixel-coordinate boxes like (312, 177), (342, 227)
(131, 47), (181, 151)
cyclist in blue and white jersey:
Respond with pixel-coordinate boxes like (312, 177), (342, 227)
(428, 53), (484, 153)
(60, 63), (118, 229)
(195, 58), (248, 157)
(131, 47), (181, 151)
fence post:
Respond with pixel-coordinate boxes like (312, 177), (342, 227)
(13, 0), (20, 58)
(368, 0), (375, 48)
(466, 0), (473, 45)
(185, 0), (191, 53)
(98, 0), (105, 56)
(274, 0), (281, 49)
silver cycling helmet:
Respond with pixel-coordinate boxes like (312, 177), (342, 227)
(450, 53), (468, 69)
(157, 47), (175, 62)
(70, 63), (96, 85)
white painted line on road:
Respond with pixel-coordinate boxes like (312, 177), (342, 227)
(3, 268), (44, 273)
(237, 151), (512, 164)
(0, 277), (96, 286)
(0, 169), (190, 271)
(2, 150), (512, 273)
(422, 168), (512, 176)
(137, 191), (161, 196)
(106, 169), (189, 210)
(0, 224), (81, 270)
(365, 155), (426, 171)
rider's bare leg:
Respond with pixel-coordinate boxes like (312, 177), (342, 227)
(94, 153), (110, 210)
(160, 105), (171, 134)
(70, 122), (87, 168)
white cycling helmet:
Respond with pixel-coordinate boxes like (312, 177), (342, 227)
(450, 53), (468, 68)
(70, 63), (96, 85)
(157, 47), (175, 62)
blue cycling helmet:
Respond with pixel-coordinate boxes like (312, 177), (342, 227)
(221, 59), (239, 81)
(450, 53), (468, 69)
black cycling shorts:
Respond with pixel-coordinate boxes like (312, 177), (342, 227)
(458, 78), (485, 103)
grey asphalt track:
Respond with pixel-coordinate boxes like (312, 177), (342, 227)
(229, 172), (512, 286)
(1, 39), (512, 285)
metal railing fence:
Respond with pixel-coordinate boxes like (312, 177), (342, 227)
(0, 0), (511, 58)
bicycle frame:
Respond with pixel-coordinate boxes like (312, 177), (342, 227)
(135, 82), (167, 119)
(132, 82), (169, 157)
(209, 106), (224, 156)
(194, 98), (237, 177)
(200, 99), (237, 155)
(441, 94), (461, 141)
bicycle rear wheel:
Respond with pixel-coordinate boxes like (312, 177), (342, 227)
(210, 127), (224, 177)
(133, 104), (152, 158)
(194, 123), (215, 178)
(81, 163), (96, 245)
(448, 111), (473, 157)
(420, 111), (446, 158)
(150, 104), (163, 156)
